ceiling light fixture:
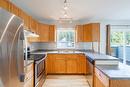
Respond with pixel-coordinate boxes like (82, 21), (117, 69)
(58, 0), (73, 24)
(63, 0), (68, 10)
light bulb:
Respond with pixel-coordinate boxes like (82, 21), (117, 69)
(64, 6), (68, 10)
(64, 14), (68, 17)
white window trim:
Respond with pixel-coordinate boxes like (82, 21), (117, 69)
(56, 29), (76, 49)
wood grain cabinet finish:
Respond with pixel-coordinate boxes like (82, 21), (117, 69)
(9, 2), (19, 16)
(0, 0), (10, 11)
(76, 23), (100, 42)
(77, 54), (88, 74)
(46, 54), (88, 74)
(46, 54), (66, 74)
(49, 25), (56, 42)
(28, 23), (56, 43)
(66, 56), (78, 73)
(0, 0), (56, 42)
(94, 67), (130, 87)
(76, 25), (84, 42)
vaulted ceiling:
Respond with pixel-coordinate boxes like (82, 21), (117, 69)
(11, 0), (130, 23)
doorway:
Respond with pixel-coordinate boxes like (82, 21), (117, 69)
(107, 25), (130, 65)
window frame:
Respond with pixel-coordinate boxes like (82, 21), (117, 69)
(56, 29), (76, 49)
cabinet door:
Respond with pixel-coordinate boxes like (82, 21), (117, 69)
(83, 24), (93, 42)
(66, 59), (77, 73)
(54, 58), (66, 73)
(46, 54), (55, 74)
(77, 54), (87, 74)
(94, 74), (105, 87)
(30, 18), (37, 33)
(9, 3), (19, 16)
(92, 23), (100, 42)
(46, 54), (66, 74)
(27, 21), (40, 43)
(76, 25), (84, 42)
(49, 25), (55, 42)
(0, 0), (10, 11)
(39, 24), (50, 42)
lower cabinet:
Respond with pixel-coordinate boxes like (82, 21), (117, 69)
(54, 58), (66, 73)
(94, 67), (130, 87)
(24, 63), (34, 87)
(66, 58), (78, 73)
(46, 54), (88, 74)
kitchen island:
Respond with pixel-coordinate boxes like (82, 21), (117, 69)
(94, 63), (130, 87)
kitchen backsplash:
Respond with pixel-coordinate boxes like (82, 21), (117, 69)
(30, 42), (97, 51)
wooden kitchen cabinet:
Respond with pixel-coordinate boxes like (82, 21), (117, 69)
(39, 23), (50, 42)
(77, 54), (88, 74)
(46, 54), (87, 74)
(54, 58), (66, 73)
(0, 0), (56, 43)
(46, 54), (66, 74)
(66, 59), (78, 73)
(49, 25), (56, 42)
(83, 24), (93, 42)
(91, 23), (100, 42)
(18, 9), (30, 29)
(83, 23), (100, 42)
(0, 0), (10, 11)
(30, 18), (38, 33)
(94, 67), (130, 87)
(29, 23), (56, 43)
(9, 2), (19, 16)
(76, 23), (100, 42)
(76, 25), (84, 42)
(94, 74), (105, 87)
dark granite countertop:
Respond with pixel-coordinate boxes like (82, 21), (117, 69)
(96, 63), (130, 80)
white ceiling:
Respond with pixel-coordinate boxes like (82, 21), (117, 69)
(11, 0), (130, 23)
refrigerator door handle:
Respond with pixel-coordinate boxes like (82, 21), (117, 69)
(16, 28), (25, 82)
(19, 73), (25, 82)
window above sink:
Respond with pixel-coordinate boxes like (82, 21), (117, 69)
(56, 28), (75, 49)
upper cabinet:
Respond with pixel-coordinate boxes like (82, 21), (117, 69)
(30, 17), (38, 33)
(28, 23), (56, 43)
(0, 0), (10, 11)
(76, 25), (84, 42)
(39, 23), (50, 42)
(49, 25), (56, 42)
(38, 24), (56, 42)
(9, 2), (19, 16)
(18, 9), (30, 30)
(76, 23), (100, 42)
(0, 0), (56, 43)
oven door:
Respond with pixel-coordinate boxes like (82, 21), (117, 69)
(35, 58), (46, 86)
(37, 59), (45, 77)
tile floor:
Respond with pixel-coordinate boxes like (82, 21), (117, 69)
(42, 75), (91, 87)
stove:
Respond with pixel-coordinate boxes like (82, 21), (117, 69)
(29, 54), (46, 61)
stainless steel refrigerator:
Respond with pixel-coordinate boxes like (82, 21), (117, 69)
(0, 8), (24, 87)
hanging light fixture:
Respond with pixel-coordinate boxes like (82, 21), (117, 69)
(63, 0), (68, 10)
(58, 0), (73, 24)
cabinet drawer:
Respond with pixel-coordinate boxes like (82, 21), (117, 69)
(95, 68), (109, 87)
